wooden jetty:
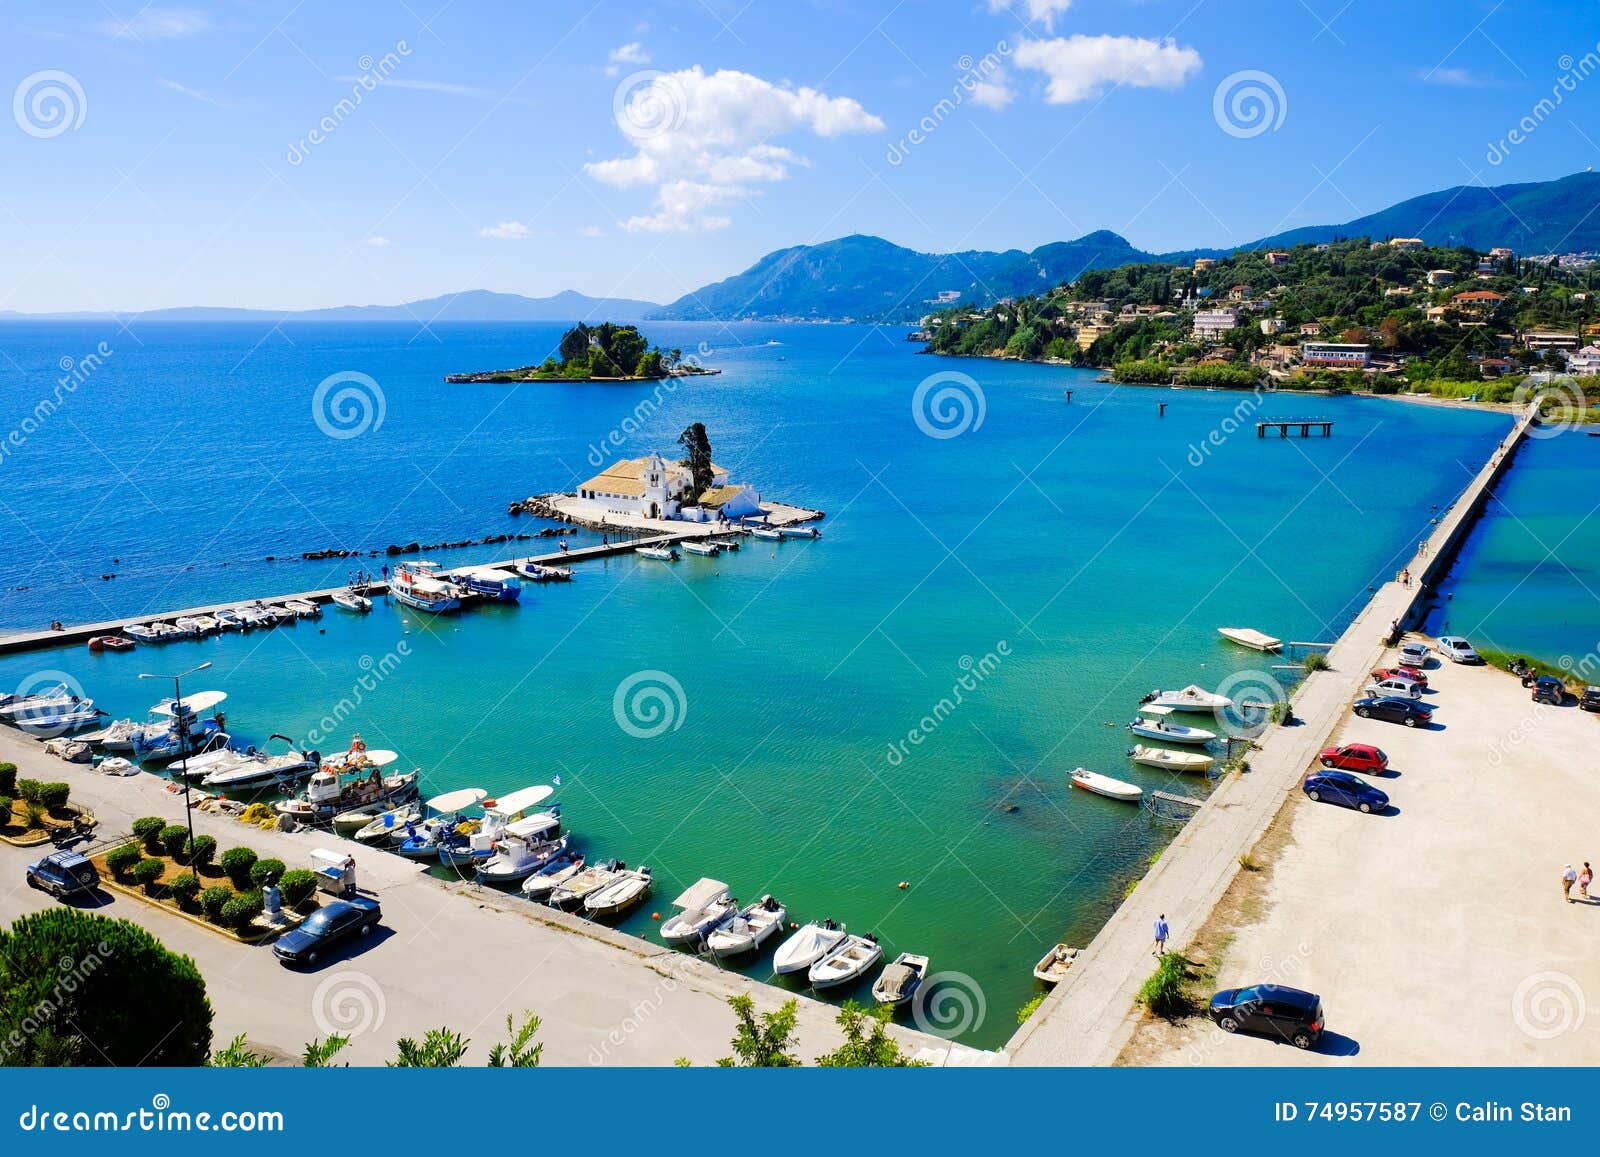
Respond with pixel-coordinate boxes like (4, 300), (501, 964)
(1257, 418), (1333, 438)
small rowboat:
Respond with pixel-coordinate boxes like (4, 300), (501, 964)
(1218, 626), (1282, 652)
(88, 635), (134, 652)
(1070, 768), (1143, 802)
(1033, 943), (1080, 986)
(1128, 745), (1214, 773)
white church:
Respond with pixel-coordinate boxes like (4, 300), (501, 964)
(572, 452), (764, 523)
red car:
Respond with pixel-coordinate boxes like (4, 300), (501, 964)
(1318, 743), (1389, 774)
(1372, 666), (1427, 689)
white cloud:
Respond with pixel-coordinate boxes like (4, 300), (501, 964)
(581, 225), (605, 238)
(331, 75), (522, 102)
(606, 42), (651, 76)
(157, 77), (224, 107)
(101, 7), (212, 40)
(365, 236), (393, 248)
(479, 221), (531, 240)
(970, 69), (1015, 109)
(987, 0), (1073, 31)
(1422, 67), (1481, 87)
(586, 66), (882, 232)
(1012, 34), (1202, 104)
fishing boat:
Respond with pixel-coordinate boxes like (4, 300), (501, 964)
(192, 615), (220, 633)
(515, 560), (573, 583)
(705, 895), (787, 958)
(1070, 768), (1144, 802)
(265, 604), (298, 624)
(476, 826), (567, 885)
(172, 616), (205, 636)
(583, 864), (652, 916)
(352, 804), (422, 845)
(548, 859), (626, 910)
(773, 919), (848, 975)
(1218, 626), (1282, 652)
(393, 788), (489, 861)
(235, 605), (273, 628)
(87, 635), (133, 652)
(1033, 943), (1080, 986)
(1142, 684), (1234, 711)
(1128, 744), (1215, 773)
(809, 932), (882, 990)
(872, 952), (929, 1007)
(659, 878), (738, 947)
(124, 623), (161, 642)
(331, 803), (391, 835)
(449, 567), (522, 603)
(150, 621), (184, 639)
(274, 744), (416, 824)
(200, 735), (320, 791)
(284, 600), (320, 618)
(520, 850), (585, 901)
(440, 785), (561, 870)
(681, 540), (720, 557)
(750, 526), (783, 541)
(332, 590), (372, 613)
(390, 564), (463, 613)
(1126, 705), (1216, 746)
(635, 545), (678, 562)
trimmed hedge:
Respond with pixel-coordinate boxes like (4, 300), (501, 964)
(0, 763), (14, 796)
(220, 847), (258, 889)
(38, 782), (69, 811)
(106, 842), (143, 879)
(132, 816), (166, 853)
(219, 892), (263, 932)
(132, 858), (166, 894)
(0, 797), (11, 825)
(278, 868), (318, 907)
(186, 834), (218, 868)
(15, 779), (42, 805)
(168, 872), (201, 908)
(160, 824), (191, 860)
(199, 886), (232, 923)
(249, 858), (287, 889)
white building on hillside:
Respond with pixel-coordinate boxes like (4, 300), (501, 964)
(572, 453), (734, 521)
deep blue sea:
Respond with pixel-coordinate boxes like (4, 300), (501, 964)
(0, 320), (1511, 1046)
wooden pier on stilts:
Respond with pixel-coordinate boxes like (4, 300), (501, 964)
(1257, 418), (1333, 438)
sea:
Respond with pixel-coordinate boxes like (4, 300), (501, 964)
(0, 319), (1515, 1047)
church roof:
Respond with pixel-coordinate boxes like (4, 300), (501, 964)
(696, 484), (746, 508)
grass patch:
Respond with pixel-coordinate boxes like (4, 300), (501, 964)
(1302, 651), (1330, 673)
(1238, 852), (1260, 872)
(1137, 952), (1195, 1019)
(1017, 994), (1046, 1025)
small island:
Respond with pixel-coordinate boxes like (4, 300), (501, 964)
(446, 322), (718, 383)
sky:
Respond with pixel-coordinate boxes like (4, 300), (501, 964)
(1, 0), (1597, 312)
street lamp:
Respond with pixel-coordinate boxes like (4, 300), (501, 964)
(139, 662), (212, 857)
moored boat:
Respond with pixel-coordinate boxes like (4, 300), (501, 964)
(548, 858), (626, 910)
(635, 545), (678, 561)
(515, 560), (574, 582)
(1126, 705), (1216, 746)
(1070, 768), (1143, 802)
(808, 932), (881, 990)
(659, 878), (738, 947)
(1142, 684), (1234, 711)
(520, 850), (585, 901)
(124, 623), (161, 642)
(200, 735), (320, 791)
(284, 600), (320, 618)
(1218, 626), (1282, 652)
(441, 784), (560, 870)
(87, 635), (134, 652)
(750, 526), (783, 541)
(1033, 943), (1080, 985)
(394, 788), (489, 860)
(773, 919), (847, 975)
(871, 952), (929, 1007)
(681, 540), (720, 557)
(332, 590), (372, 613)
(704, 895), (787, 958)
(390, 564), (463, 613)
(213, 609), (244, 631)
(449, 567), (522, 603)
(583, 864), (652, 916)
(1127, 744), (1215, 773)
(352, 804), (422, 845)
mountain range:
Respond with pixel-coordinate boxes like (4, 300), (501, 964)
(5, 172), (1595, 326)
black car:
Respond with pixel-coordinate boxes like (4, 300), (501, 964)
(1352, 696), (1433, 727)
(1531, 676), (1566, 706)
(1582, 686), (1600, 714)
(273, 897), (381, 966)
(1209, 984), (1325, 1049)
(26, 850), (100, 899)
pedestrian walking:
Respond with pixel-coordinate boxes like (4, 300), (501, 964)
(1153, 913), (1169, 956)
(1563, 864), (1578, 902)
(1581, 862), (1593, 901)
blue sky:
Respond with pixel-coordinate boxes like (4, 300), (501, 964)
(2, 0), (1596, 312)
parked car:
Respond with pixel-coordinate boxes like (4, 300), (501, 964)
(1352, 696), (1433, 727)
(1364, 675), (1423, 700)
(272, 897), (381, 967)
(1318, 743), (1388, 774)
(1397, 641), (1430, 667)
(1372, 666), (1427, 689)
(1531, 676), (1566, 706)
(25, 850), (100, 900)
(1582, 686), (1600, 714)
(1209, 984), (1325, 1049)
(1303, 769), (1389, 813)
(1437, 636), (1481, 664)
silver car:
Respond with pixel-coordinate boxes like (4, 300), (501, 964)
(1437, 635), (1480, 664)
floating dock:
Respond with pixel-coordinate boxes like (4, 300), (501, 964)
(1257, 418), (1333, 438)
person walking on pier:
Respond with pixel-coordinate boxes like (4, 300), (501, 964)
(1581, 862), (1593, 901)
(1153, 913), (1169, 956)
(1563, 864), (1578, 903)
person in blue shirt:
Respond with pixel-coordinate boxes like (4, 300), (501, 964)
(1153, 914), (1170, 956)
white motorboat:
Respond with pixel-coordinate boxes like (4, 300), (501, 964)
(441, 784), (560, 870)
(635, 545), (678, 561)
(87, 689), (225, 754)
(172, 616), (204, 636)
(1142, 684), (1234, 711)
(1218, 626), (1282, 652)
(95, 756), (139, 776)
(393, 788), (489, 861)
(584, 864), (652, 916)
(773, 919), (848, 975)
(213, 609), (244, 631)
(808, 933), (882, 990)
(266, 604), (298, 624)
(124, 623), (161, 642)
(778, 525), (820, 539)
(871, 952), (929, 1007)
(750, 526), (783, 541)
(332, 590), (372, 613)
(352, 804), (422, 845)
(284, 599), (320, 618)
(520, 850), (585, 901)
(390, 564), (463, 613)
(16, 702), (102, 734)
(169, 731), (242, 780)
(709, 537), (740, 552)
(0, 684), (94, 728)
(200, 735), (320, 791)
(1126, 705), (1216, 746)
(1128, 744), (1215, 773)
(150, 621), (184, 639)
(548, 859), (626, 910)
(1070, 768), (1143, 802)
(235, 605), (273, 628)
(515, 560), (573, 583)
(681, 540), (720, 557)
(476, 827), (567, 884)
(704, 895), (787, 958)
(1033, 943), (1080, 986)
(192, 615), (220, 634)
(659, 878), (738, 947)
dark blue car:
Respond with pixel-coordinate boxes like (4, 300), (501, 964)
(1303, 769), (1389, 813)
(273, 897), (381, 967)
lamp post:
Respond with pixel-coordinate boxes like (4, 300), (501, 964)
(139, 661), (212, 857)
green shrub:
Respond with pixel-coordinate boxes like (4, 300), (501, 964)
(132, 816), (166, 852)
(249, 858), (286, 889)
(15, 779), (42, 805)
(106, 842), (143, 879)
(220, 847), (257, 888)
(1303, 651), (1330, 673)
(1137, 952), (1192, 1018)
(0, 796), (11, 826)
(22, 802), (45, 830)
(278, 868), (318, 907)
(38, 782), (69, 811)
(1017, 994), (1046, 1025)
(132, 858), (166, 894)
(199, 886), (233, 923)
(185, 834), (218, 869)
(219, 892), (264, 932)
(0, 762), (15, 796)
(168, 872), (201, 908)
(159, 824), (191, 860)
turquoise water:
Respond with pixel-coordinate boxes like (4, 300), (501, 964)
(1425, 428), (1600, 671)
(0, 322), (1510, 1046)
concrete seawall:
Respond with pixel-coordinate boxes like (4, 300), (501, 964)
(1007, 402), (1539, 1065)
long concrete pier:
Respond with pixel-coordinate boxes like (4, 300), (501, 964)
(1006, 402), (1540, 1065)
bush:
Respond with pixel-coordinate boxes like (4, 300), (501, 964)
(168, 872), (201, 908)
(185, 834), (218, 869)
(0, 907), (213, 1064)
(1303, 651), (1330, 673)
(159, 824), (191, 860)
(220, 847), (257, 888)
(0, 762), (15, 796)
(38, 782), (69, 812)
(1138, 952), (1192, 1018)
(106, 842), (143, 880)
(132, 858), (166, 894)
(249, 858), (286, 889)
(132, 816), (166, 853)
(22, 802), (46, 830)
(219, 892), (264, 932)
(15, 779), (43, 805)
(199, 886), (233, 923)
(278, 868), (318, 907)
(0, 797), (11, 826)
